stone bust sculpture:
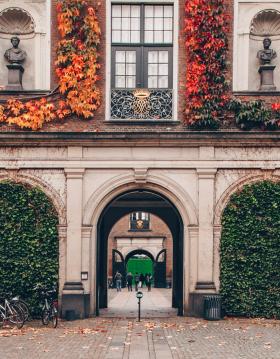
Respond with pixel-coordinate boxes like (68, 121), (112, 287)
(4, 36), (27, 65)
(257, 38), (277, 65)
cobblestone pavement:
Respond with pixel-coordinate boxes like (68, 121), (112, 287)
(0, 317), (279, 359)
(101, 288), (177, 317)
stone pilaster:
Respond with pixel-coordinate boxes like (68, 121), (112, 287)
(57, 225), (67, 296)
(213, 225), (222, 292)
(62, 168), (86, 319)
(195, 168), (216, 290)
(188, 225), (199, 292)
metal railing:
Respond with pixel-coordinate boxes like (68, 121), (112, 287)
(111, 88), (173, 120)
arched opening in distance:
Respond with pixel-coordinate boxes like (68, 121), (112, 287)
(125, 250), (154, 287)
(97, 189), (184, 316)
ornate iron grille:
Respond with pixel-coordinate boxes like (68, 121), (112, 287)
(111, 89), (173, 120)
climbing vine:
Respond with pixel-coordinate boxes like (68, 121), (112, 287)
(220, 181), (280, 318)
(230, 99), (280, 130)
(0, 181), (59, 315)
(185, 0), (229, 129)
(0, 0), (101, 130)
(184, 0), (280, 130)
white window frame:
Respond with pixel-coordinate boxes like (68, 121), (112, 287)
(106, 0), (179, 121)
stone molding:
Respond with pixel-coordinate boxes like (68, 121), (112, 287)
(214, 171), (280, 226)
(64, 168), (85, 179)
(196, 168), (217, 179)
(57, 224), (67, 240)
(188, 225), (199, 238)
(82, 226), (93, 240)
(134, 168), (148, 183)
(83, 172), (198, 227)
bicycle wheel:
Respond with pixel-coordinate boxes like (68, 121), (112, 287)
(51, 307), (58, 328)
(41, 308), (50, 325)
(9, 303), (24, 329)
(12, 300), (30, 322)
(0, 311), (4, 328)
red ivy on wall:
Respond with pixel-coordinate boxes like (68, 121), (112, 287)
(0, 0), (101, 130)
(185, 0), (229, 129)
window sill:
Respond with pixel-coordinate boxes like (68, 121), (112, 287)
(128, 229), (152, 232)
(106, 119), (180, 125)
(233, 91), (280, 96)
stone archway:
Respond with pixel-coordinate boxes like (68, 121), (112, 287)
(125, 249), (155, 264)
(96, 189), (185, 316)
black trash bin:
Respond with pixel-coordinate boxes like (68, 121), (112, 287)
(65, 310), (76, 321)
(203, 295), (222, 320)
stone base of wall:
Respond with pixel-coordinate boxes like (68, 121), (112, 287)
(61, 282), (90, 319)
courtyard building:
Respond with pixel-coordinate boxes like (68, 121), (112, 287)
(0, 0), (279, 320)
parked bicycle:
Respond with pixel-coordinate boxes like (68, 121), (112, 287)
(0, 295), (25, 329)
(10, 296), (30, 323)
(38, 287), (58, 328)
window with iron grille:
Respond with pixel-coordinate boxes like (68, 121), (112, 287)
(111, 3), (174, 120)
(130, 212), (150, 231)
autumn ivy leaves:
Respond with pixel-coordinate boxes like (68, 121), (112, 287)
(0, 0), (101, 130)
(185, 0), (229, 129)
(220, 181), (280, 319)
(56, 0), (101, 119)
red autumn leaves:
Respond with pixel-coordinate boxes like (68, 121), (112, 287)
(185, 0), (229, 127)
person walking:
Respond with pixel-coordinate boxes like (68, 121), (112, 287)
(139, 273), (145, 288)
(134, 272), (140, 291)
(126, 272), (133, 292)
(115, 271), (122, 292)
(146, 273), (152, 292)
(144, 273), (149, 287)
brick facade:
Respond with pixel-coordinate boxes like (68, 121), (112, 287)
(1, 0), (278, 132)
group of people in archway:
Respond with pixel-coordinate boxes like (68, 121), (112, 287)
(114, 271), (152, 292)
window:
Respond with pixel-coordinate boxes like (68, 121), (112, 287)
(111, 4), (173, 90)
(130, 212), (150, 231)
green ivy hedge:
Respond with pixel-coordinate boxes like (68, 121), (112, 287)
(0, 181), (59, 316)
(220, 181), (280, 318)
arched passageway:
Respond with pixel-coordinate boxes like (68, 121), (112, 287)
(97, 189), (184, 316)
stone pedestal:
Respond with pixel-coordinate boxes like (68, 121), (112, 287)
(259, 65), (276, 91)
(6, 64), (24, 91)
(62, 282), (90, 319)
